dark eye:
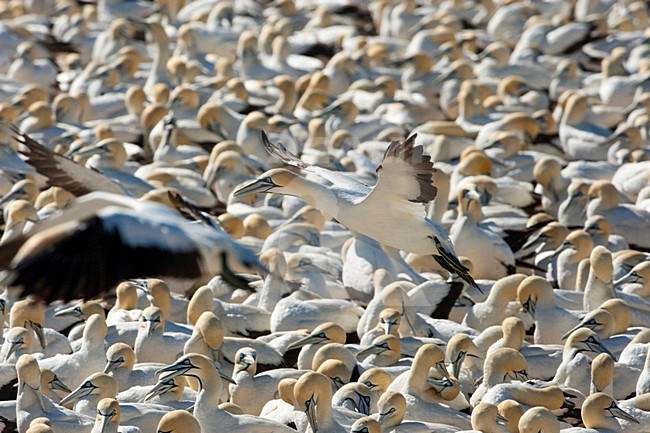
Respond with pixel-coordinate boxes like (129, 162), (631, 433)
(239, 354), (245, 360)
(364, 396), (370, 403)
(183, 359), (191, 365)
(587, 337), (596, 343)
(305, 400), (310, 408)
(83, 381), (93, 388)
(586, 319), (597, 325)
(609, 401), (617, 408)
(265, 177), (273, 183)
(381, 343), (389, 349)
(318, 332), (326, 338)
(364, 381), (373, 387)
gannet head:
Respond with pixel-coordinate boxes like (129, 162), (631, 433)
(588, 181), (620, 210)
(356, 335), (400, 360)
(413, 343), (448, 380)
(427, 376), (461, 401)
(104, 343), (135, 374)
(2, 326), (31, 362)
(562, 309), (615, 341)
(497, 400), (524, 432)
(312, 343), (356, 373)
(233, 347), (257, 374)
(565, 181), (589, 206)
(59, 373), (117, 406)
(5, 199), (38, 226)
(17, 355), (45, 410)
(278, 378), (298, 405)
(316, 359), (351, 390)
(358, 367), (391, 394)
(26, 421), (54, 433)
(533, 158), (562, 194)
(485, 348), (528, 383)
(376, 391), (406, 427)
(286, 322), (345, 351)
(458, 151), (493, 177)
(34, 186), (76, 211)
(565, 328), (616, 360)
(518, 406), (560, 433)
(590, 245), (613, 283)
(615, 261), (650, 287)
(446, 333), (482, 378)
(591, 352), (615, 393)
(295, 372), (331, 433)
(243, 213), (272, 239)
(156, 410), (201, 433)
(54, 301), (106, 320)
(582, 393), (639, 429)
(501, 317), (526, 346)
(232, 168), (300, 197)
(10, 298), (46, 349)
(115, 281), (139, 310)
(40, 368), (71, 397)
(517, 276), (554, 318)
(377, 308), (401, 335)
(84, 313), (108, 340)
(141, 306), (163, 337)
(95, 398), (120, 433)
(471, 403), (509, 431)
(144, 375), (184, 402)
(0, 179), (39, 206)
(584, 215), (610, 237)
(193, 311), (224, 354)
(351, 417), (381, 433)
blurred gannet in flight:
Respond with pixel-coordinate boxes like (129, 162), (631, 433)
(235, 132), (478, 289)
(0, 190), (263, 302)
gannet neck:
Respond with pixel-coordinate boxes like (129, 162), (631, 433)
(280, 176), (342, 218)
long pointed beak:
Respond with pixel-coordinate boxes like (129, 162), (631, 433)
(451, 354), (465, 379)
(401, 310), (417, 335)
(381, 322), (396, 335)
(357, 393), (370, 415)
(156, 360), (193, 379)
(144, 378), (175, 402)
(103, 360), (123, 374)
(59, 384), (94, 406)
(145, 319), (158, 337)
(436, 360), (451, 379)
(427, 377), (453, 393)
(521, 232), (544, 251)
(73, 144), (104, 157)
(34, 386), (45, 411)
(376, 411), (390, 425)
(305, 397), (318, 433)
(218, 367), (236, 385)
(232, 178), (277, 196)
(4, 341), (21, 361)
(589, 341), (617, 361)
(613, 271), (638, 287)
(99, 413), (114, 433)
(54, 305), (84, 318)
(610, 405), (639, 424)
(0, 190), (19, 206)
(29, 322), (47, 349)
(286, 334), (324, 351)
(49, 375), (72, 394)
(356, 345), (385, 358)
(561, 323), (583, 340)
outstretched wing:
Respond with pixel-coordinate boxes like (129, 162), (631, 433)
(3, 208), (204, 302)
(361, 134), (437, 212)
(12, 127), (125, 196)
(261, 131), (370, 194)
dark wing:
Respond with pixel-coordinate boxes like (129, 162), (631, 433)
(12, 127), (125, 196)
(361, 134), (437, 211)
(261, 131), (310, 169)
(375, 134), (437, 203)
(3, 211), (203, 302)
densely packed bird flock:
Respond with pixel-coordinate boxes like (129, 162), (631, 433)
(0, 0), (649, 432)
